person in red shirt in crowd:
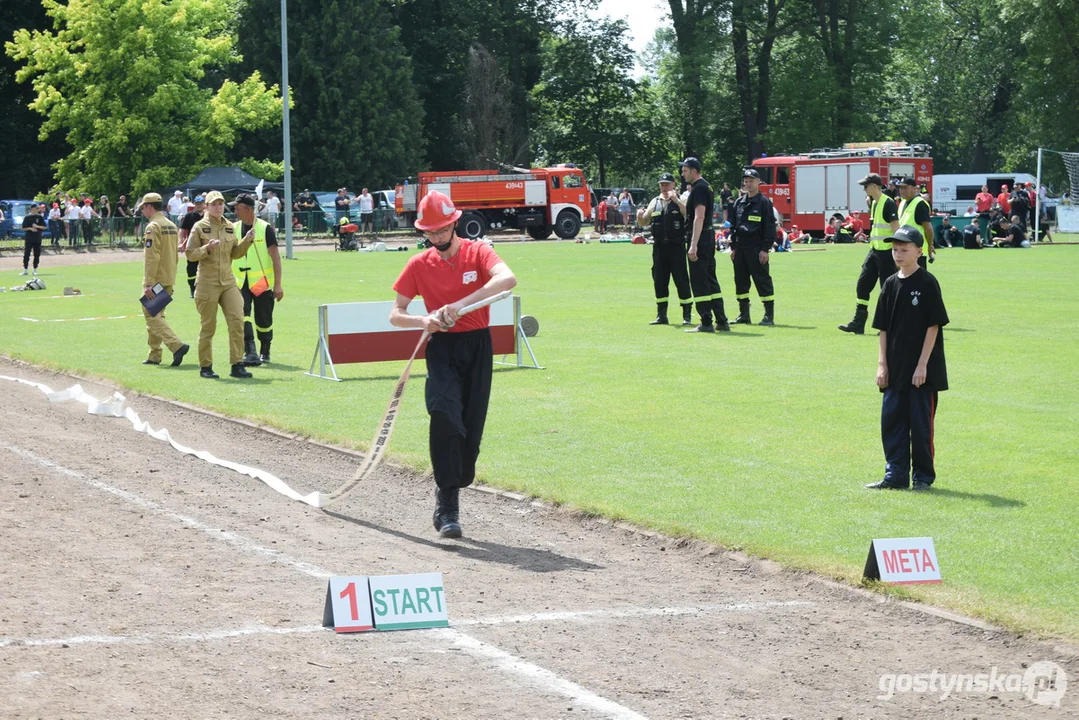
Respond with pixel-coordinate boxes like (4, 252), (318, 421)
(789, 224), (807, 243)
(996, 185), (1012, 216)
(1025, 182), (1038, 230)
(974, 184), (995, 244)
(595, 196), (607, 234)
(844, 212), (865, 241)
(824, 217), (838, 241)
(390, 191), (517, 539)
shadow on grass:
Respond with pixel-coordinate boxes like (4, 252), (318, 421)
(924, 487), (1025, 507)
(322, 508), (604, 573)
(946, 327), (976, 332)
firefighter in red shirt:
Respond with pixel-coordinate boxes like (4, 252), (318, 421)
(996, 185), (1012, 216)
(391, 191), (518, 538)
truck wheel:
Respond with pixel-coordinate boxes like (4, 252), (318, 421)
(553, 210), (581, 239)
(457, 212), (487, 239)
(527, 225), (552, 240)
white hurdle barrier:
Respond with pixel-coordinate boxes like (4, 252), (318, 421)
(306, 294), (542, 381)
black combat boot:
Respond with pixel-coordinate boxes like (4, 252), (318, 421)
(731, 299), (752, 325)
(230, 363), (253, 378)
(839, 304), (868, 334)
(649, 302), (669, 325)
(242, 338), (262, 366)
(681, 304), (693, 325)
(759, 300), (775, 326)
(712, 298), (730, 331)
(259, 341), (271, 364)
(433, 487), (462, 538)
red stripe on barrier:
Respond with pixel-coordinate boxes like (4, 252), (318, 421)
(327, 326), (516, 364)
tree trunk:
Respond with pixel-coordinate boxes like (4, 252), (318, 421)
(668, 1), (716, 158)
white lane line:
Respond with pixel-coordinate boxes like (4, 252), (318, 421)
(436, 629), (650, 720)
(4, 444), (650, 720)
(0, 601), (817, 649)
(4, 445), (331, 580)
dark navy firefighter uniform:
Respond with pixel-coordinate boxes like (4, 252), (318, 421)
(730, 190), (776, 323)
(645, 193), (692, 324)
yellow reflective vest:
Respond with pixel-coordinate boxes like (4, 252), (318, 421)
(868, 196), (895, 251)
(232, 219), (274, 288)
(898, 196), (929, 244)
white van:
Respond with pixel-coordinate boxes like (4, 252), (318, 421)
(932, 173), (1039, 215)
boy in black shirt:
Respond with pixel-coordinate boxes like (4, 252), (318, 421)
(866, 225), (949, 491)
(20, 204), (47, 276)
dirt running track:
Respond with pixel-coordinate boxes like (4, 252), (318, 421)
(0, 359), (1074, 719)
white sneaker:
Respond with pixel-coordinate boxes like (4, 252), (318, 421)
(32, 269), (38, 276)
(19, 270), (28, 276)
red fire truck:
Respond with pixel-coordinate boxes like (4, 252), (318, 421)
(751, 143), (934, 235)
(395, 164), (592, 240)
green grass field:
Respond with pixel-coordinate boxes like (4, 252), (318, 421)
(2, 240), (1077, 640)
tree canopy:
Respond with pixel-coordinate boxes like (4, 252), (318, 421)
(6, 0), (282, 197)
(4, 0), (1078, 198)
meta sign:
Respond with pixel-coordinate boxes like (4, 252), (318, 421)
(323, 573), (449, 633)
(863, 537), (942, 585)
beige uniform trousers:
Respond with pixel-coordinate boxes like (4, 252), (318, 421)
(143, 285), (184, 362)
(195, 284), (245, 368)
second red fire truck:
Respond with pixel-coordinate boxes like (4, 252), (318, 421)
(751, 143), (934, 235)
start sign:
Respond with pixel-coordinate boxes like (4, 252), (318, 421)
(323, 573), (449, 633)
(369, 573), (448, 631)
(864, 537), (942, 585)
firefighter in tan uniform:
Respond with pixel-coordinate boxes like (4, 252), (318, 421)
(139, 193), (190, 367)
(185, 190), (255, 379)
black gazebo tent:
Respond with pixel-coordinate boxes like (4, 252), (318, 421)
(165, 166), (284, 197)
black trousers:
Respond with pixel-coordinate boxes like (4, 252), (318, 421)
(49, 220), (63, 246)
(425, 328), (493, 491)
(186, 260), (199, 295)
(856, 249), (897, 304)
(732, 245), (774, 302)
(82, 219), (94, 245)
(241, 280), (276, 346)
(881, 387), (937, 486)
(23, 239), (42, 269)
(688, 240), (722, 321)
(652, 240), (692, 305)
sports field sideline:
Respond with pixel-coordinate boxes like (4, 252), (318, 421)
(1, 239), (1076, 643)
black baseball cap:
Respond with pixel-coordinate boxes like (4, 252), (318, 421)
(886, 225), (924, 247)
(678, 157), (702, 170)
(743, 168), (760, 179)
(229, 194), (256, 208)
(658, 172), (676, 184)
(858, 173), (884, 187)
(900, 177), (918, 187)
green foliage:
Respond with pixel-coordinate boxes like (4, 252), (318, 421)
(531, 19), (665, 187)
(237, 157), (285, 181)
(236, 0), (425, 190)
(5, 0), (283, 198)
(0, 0), (61, 198)
(2, 243), (1078, 640)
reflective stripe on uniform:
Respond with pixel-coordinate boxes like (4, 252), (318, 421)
(758, 295), (774, 302)
(736, 293), (751, 300)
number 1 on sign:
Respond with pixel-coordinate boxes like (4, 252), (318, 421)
(340, 581), (359, 621)
(324, 576), (374, 632)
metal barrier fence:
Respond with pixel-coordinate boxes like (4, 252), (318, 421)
(0, 207), (403, 254)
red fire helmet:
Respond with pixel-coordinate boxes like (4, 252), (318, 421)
(414, 190), (462, 232)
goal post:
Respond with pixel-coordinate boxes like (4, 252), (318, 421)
(1035, 148), (1079, 239)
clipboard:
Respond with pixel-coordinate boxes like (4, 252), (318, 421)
(140, 283), (172, 317)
